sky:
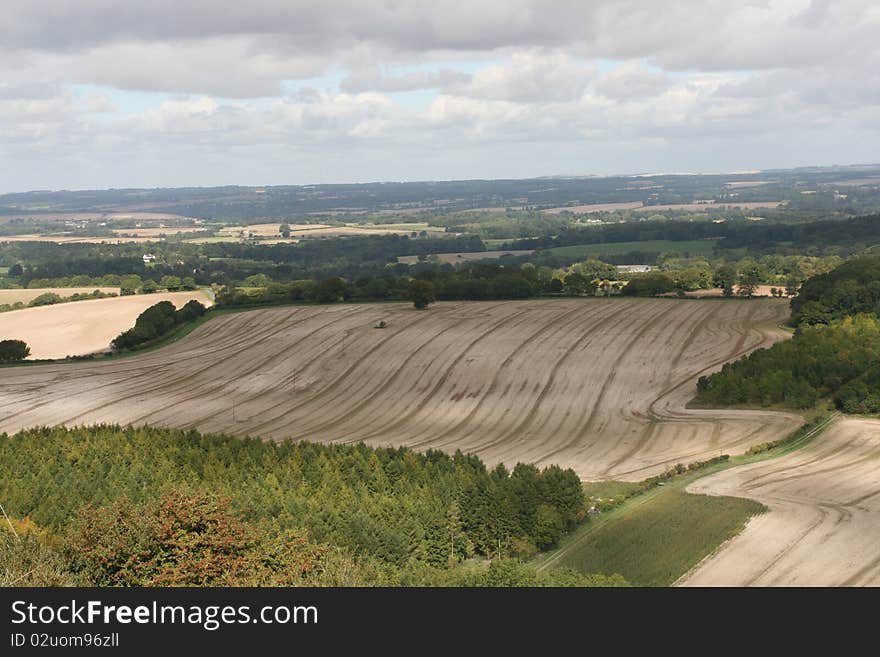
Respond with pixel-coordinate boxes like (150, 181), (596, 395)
(0, 0), (878, 192)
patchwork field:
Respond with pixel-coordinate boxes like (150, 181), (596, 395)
(681, 417), (880, 586)
(0, 287), (119, 305)
(111, 227), (205, 237)
(0, 234), (162, 244)
(217, 223), (444, 240)
(0, 291), (212, 359)
(544, 201), (784, 214)
(0, 298), (798, 479)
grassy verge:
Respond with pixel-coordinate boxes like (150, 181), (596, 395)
(545, 488), (763, 586)
(533, 412), (837, 585)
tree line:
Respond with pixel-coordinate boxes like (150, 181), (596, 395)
(695, 255), (880, 413)
(0, 425), (625, 587)
(111, 300), (207, 351)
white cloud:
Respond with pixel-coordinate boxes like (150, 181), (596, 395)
(0, 0), (878, 189)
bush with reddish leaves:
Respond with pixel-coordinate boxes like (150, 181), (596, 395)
(64, 491), (326, 586)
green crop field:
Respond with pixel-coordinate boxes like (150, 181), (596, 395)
(548, 239), (718, 259)
(546, 488), (763, 586)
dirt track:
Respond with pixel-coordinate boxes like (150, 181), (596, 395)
(0, 298), (799, 479)
(681, 417), (880, 586)
(0, 291), (212, 359)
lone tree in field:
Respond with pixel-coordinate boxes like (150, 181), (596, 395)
(714, 264), (737, 297)
(738, 265), (763, 298)
(0, 339), (29, 362)
(408, 279), (436, 310)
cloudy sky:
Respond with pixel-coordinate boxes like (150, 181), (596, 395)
(1, 0), (878, 192)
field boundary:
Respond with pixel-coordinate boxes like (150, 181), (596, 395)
(532, 411), (837, 577)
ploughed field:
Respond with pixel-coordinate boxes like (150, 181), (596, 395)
(681, 417), (880, 586)
(0, 291), (212, 360)
(0, 298), (799, 480)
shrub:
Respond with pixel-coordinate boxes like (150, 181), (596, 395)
(0, 339), (29, 362)
(29, 292), (62, 306)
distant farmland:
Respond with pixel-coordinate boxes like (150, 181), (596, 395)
(548, 239), (718, 259)
(0, 291), (213, 359)
(0, 298), (798, 480)
(398, 250), (534, 264)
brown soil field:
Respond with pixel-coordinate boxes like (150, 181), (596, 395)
(0, 291), (212, 359)
(398, 250), (534, 264)
(681, 417), (880, 586)
(0, 287), (120, 304)
(0, 298), (798, 479)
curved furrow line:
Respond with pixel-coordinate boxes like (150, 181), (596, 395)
(596, 302), (727, 475)
(102, 307), (330, 407)
(402, 302), (590, 450)
(473, 300), (644, 460)
(0, 307), (301, 425)
(333, 304), (537, 445)
(134, 305), (373, 425)
(741, 503), (829, 587)
(280, 314), (474, 440)
(241, 304), (463, 438)
(456, 300), (642, 459)
(538, 301), (680, 463)
(463, 301), (640, 456)
(606, 424), (769, 480)
(327, 305), (545, 446)
(125, 305), (371, 428)
(842, 484), (880, 508)
(0, 307), (280, 413)
(45, 306), (320, 426)
(345, 305), (535, 444)
(741, 443), (880, 491)
(585, 302), (711, 465)
(398, 301), (596, 450)
(647, 302), (764, 421)
(737, 434), (866, 489)
(841, 553), (880, 586)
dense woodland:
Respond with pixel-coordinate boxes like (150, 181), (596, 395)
(696, 256), (880, 413)
(0, 425), (625, 587)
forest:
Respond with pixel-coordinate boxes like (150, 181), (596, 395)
(0, 425), (625, 587)
(696, 256), (880, 412)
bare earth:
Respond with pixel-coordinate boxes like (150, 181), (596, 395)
(0, 287), (120, 305)
(0, 235), (164, 244)
(0, 291), (212, 359)
(0, 298), (798, 479)
(681, 417), (880, 586)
